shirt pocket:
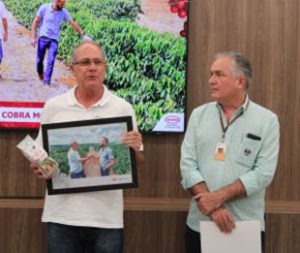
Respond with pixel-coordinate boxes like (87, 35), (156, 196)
(234, 134), (262, 168)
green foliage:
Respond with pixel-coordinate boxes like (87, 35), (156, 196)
(4, 0), (44, 27)
(110, 144), (131, 175)
(68, 0), (142, 22)
(5, 0), (186, 131)
(49, 145), (70, 175)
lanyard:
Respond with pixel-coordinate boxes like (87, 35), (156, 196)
(218, 99), (249, 142)
(219, 110), (243, 142)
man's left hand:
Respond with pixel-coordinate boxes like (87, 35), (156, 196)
(194, 191), (225, 215)
(210, 207), (235, 233)
(122, 131), (143, 152)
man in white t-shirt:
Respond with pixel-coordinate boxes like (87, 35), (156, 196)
(30, 41), (144, 253)
(0, 1), (8, 79)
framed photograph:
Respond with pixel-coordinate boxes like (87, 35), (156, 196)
(42, 116), (138, 195)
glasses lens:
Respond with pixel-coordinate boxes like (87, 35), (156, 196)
(93, 59), (104, 65)
(74, 59), (104, 66)
(79, 59), (91, 66)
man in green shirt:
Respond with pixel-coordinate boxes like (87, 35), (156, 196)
(180, 51), (280, 253)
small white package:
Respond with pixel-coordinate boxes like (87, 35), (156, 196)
(17, 135), (58, 177)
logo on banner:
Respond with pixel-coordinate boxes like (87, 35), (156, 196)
(165, 115), (181, 124)
(153, 113), (184, 132)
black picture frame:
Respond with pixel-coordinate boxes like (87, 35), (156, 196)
(42, 116), (138, 195)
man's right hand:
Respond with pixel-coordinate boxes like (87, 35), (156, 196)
(210, 207), (235, 233)
(31, 38), (37, 47)
(30, 163), (51, 180)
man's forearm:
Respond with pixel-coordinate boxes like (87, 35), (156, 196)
(189, 182), (209, 196)
(194, 179), (246, 215)
(190, 182), (237, 233)
(69, 20), (84, 35)
(104, 160), (116, 170)
(2, 19), (7, 34)
(31, 18), (39, 39)
(216, 179), (246, 204)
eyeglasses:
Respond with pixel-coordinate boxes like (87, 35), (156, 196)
(72, 58), (105, 67)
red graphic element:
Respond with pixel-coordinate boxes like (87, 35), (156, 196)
(168, 0), (188, 38)
(0, 101), (44, 129)
(170, 5), (179, 13)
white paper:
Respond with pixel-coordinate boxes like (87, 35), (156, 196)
(200, 221), (261, 253)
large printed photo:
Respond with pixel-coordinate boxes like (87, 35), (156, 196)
(42, 116), (138, 195)
(0, 0), (188, 132)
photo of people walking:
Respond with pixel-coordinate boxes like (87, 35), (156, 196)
(0, 0), (187, 132)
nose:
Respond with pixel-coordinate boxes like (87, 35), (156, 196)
(208, 74), (215, 85)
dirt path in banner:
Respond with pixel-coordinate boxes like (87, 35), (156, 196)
(138, 0), (185, 36)
(0, 11), (76, 102)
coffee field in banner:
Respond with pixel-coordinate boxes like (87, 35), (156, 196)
(4, 0), (187, 131)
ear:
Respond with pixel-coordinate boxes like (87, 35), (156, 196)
(238, 76), (246, 89)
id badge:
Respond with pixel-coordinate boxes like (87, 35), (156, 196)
(214, 142), (227, 161)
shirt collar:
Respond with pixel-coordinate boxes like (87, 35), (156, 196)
(242, 94), (250, 111)
(67, 85), (112, 108)
(216, 94), (250, 113)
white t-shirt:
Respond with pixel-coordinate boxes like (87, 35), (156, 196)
(36, 86), (138, 228)
(0, 2), (7, 40)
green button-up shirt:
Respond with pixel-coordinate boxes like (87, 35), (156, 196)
(180, 97), (280, 232)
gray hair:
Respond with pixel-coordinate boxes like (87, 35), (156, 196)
(71, 41), (106, 63)
(215, 51), (252, 89)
